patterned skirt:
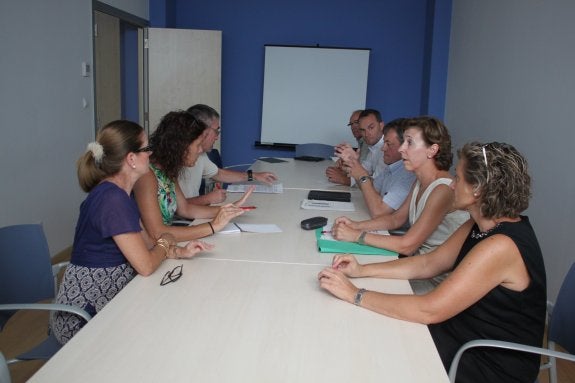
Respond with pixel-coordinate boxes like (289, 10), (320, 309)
(50, 262), (135, 345)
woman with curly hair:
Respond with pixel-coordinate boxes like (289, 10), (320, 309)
(318, 142), (546, 383)
(51, 120), (214, 344)
(331, 116), (469, 293)
(134, 111), (252, 242)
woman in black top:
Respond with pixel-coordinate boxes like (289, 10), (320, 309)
(318, 142), (546, 383)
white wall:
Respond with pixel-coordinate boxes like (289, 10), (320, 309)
(445, 0), (575, 300)
(0, 0), (147, 255)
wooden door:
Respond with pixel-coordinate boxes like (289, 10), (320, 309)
(145, 28), (222, 151)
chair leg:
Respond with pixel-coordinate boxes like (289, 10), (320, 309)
(549, 355), (557, 383)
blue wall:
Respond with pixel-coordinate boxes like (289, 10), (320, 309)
(150, 0), (452, 166)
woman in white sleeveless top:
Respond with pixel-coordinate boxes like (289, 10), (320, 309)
(332, 117), (469, 292)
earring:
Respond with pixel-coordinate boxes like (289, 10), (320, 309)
(131, 164), (136, 169)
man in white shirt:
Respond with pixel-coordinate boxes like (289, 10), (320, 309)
(179, 104), (277, 205)
(345, 118), (416, 218)
(325, 109), (385, 186)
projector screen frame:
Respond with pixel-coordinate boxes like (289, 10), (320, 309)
(257, 44), (371, 150)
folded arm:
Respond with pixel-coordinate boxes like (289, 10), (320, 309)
(319, 220), (528, 324)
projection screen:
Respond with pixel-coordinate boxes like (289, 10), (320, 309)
(260, 45), (370, 147)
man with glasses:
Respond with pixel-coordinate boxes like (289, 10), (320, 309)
(178, 104), (277, 205)
(326, 109), (386, 187)
(348, 109), (369, 162)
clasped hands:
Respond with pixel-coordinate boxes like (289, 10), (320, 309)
(330, 216), (363, 243)
(177, 240), (215, 259)
(317, 254), (364, 303)
(205, 172), (277, 204)
(205, 186), (228, 204)
(254, 171), (278, 184)
(157, 233), (214, 259)
(325, 143), (366, 183)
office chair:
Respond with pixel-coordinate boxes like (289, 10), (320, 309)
(294, 143), (334, 159)
(199, 149), (253, 195)
(199, 149), (223, 195)
(0, 352), (10, 383)
(0, 224), (92, 364)
(448, 263), (575, 383)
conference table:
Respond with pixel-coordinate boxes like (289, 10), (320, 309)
(30, 158), (449, 383)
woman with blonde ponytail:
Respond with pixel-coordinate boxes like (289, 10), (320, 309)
(51, 120), (213, 345)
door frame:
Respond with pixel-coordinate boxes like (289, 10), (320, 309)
(92, 1), (148, 132)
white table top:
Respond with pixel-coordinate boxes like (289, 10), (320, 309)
(31, 259), (447, 383)
(251, 158), (353, 191)
(30, 160), (449, 383)
(206, 188), (389, 265)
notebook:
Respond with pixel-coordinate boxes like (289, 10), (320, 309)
(294, 156), (324, 162)
(258, 157), (288, 163)
(300, 199), (355, 212)
(307, 190), (351, 202)
(227, 183), (284, 194)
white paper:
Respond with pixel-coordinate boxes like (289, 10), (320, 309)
(226, 183), (284, 194)
(217, 223), (283, 234)
(300, 199), (356, 212)
(237, 223), (282, 233)
(218, 223), (242, 234)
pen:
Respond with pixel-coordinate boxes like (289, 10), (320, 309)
(321, 230), (331, 234)
(240, 206), (257, 210)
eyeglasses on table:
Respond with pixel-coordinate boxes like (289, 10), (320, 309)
(160, 264), (183, 286)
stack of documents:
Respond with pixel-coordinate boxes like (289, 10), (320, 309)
(227, 183), (284, 194)
(300, 199), (355, 212)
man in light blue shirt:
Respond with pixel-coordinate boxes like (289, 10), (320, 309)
(346, 118), (415, 218)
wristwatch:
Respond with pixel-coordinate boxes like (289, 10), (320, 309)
(354, 288), (367, 306)
(357, 231), (367, 245)
(247, 169), (254, 182)
(358, 175), (371, 185)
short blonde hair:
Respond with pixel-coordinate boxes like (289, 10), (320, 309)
(458, 142), (531, 218)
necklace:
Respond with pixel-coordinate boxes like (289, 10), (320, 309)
(470, 222), (501, 240)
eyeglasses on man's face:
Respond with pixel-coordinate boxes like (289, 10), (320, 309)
(210, 127), (221, 135)
(160, 264), (183, 286)
(347, 120), (360, 127)
(134, 145), (153, 153)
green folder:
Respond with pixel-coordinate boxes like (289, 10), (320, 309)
(315, 228), (397, 256)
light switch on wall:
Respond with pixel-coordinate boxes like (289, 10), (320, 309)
(81, 62), (90, 77)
